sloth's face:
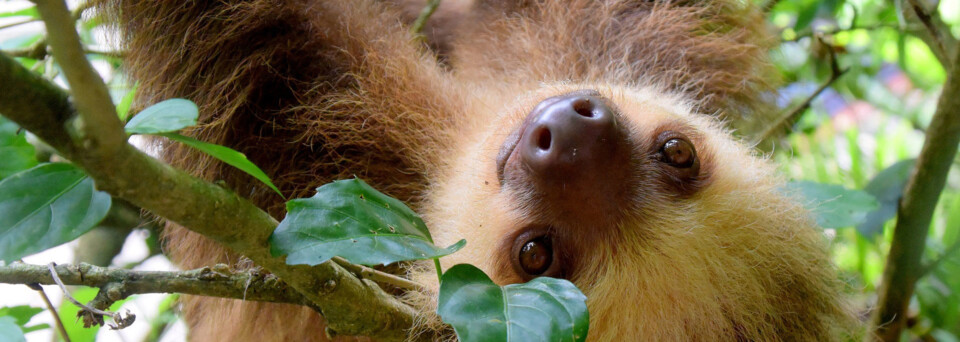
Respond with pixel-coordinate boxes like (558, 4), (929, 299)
(422, 84), (825, 339)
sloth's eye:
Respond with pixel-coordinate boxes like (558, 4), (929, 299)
(511, 229), (563, 279)
(659, 138), (696, 168)
(518, 237), (553, 275)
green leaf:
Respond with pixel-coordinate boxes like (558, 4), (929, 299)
(0, 306), (43, 327)
(856, 159), (916, 238)
(0, 116), (38, 179)
(270, 179), (465, 266)
(123, 98), (198, 134)
(0, 317), (26, 342)
(115, 83), (139, 121)
(793, 0), (820, 31)
(0, 163), (112, 262)
(785, 181), (879, 229)
(0, 7), (38, 19)
(161, 133), (282, 197)
(21, 323), (50, 334)
(437, 264), (589, 342)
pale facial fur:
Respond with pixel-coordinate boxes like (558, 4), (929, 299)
(415, 84), (852, 341)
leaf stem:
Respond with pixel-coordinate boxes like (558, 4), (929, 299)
(434, 258), (443, 283)
(28, 282), (71, 342)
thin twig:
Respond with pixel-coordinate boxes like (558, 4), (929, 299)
(411, 0), (441, 35)
(4, 44), (126, 60)
(46, 263), (136, 330)
(894, 0), (958, 66)
(785, 23), (918, 42)
(0, 18), (38, 31)
(906, 0), (949, 62)
(4, 39), (47, 59)
(331, 257), (424, 292)
(0, 262), (310, 305)
(920, 234), (960, 277)
(762, 0), (782, 13)
(27, 283), (71, 342)
(755, 35), (847, 143)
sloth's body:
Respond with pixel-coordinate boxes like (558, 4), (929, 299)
(103, 0), (853, 340)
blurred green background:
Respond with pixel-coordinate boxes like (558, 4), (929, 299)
(2, 0), (960, 340)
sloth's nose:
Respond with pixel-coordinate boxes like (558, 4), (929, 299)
(518, 92), (622, 173)
(504, 90), (633, 227)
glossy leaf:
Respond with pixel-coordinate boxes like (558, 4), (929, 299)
(270, 178), (465, 266)
(437, 264), (589, 342)
(0, 163), (111, 262)
(0, 117), (37, 179)
(785, 181), (879, 229)
(0, 317), (25, 342)
(856, 159), (916, 238)
(162, 133), (282, 197)
(123, 98), (198, 134)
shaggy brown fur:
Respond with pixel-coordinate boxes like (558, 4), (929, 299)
(100, 0), (852, 340)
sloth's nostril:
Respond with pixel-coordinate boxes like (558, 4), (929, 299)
(500, 90), (633, 228)
(572, 98), (594, 117)
(536, 128), (552, 151)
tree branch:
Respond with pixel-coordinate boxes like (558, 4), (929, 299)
(0, 262), (310, 306)
(896, 0), (958, 66)
(755, 36), (847, 144)
(919, 230), (960, 277)
(35, 0), (125, 152)
(868, 39), (960, 342)
(0, 5), (419, 338)
(784, 23), (921, 42)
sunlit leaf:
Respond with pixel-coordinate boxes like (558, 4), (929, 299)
(123, 98), (198, 134)
(0, 306), (43, 327)
(0, 163), (111, 262)
(437, 264), (589, 342)
(0, 7), (38, 19)
(161, 133), (282, 197)
(785, 181), (879, 228)
(115, 83), (139, 121)
(270, 179), (465, 266)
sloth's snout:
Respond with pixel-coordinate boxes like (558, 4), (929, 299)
(502, 90), (633, 227)
(518, 92), (621, 173)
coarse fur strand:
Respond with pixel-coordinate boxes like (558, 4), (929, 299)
(98, 0), (856, 340)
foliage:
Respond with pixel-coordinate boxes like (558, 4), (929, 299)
(123, 98), (282, 196)
(769, 0), (960, 338)
(0, 163), (111, 262)
(0, 0), (959, 340)
(437, 264), (589, 342)
(270, 178), (465, 267)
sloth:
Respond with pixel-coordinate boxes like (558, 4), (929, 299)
(101, 0), (854, 340)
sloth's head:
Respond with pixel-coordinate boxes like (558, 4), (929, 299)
(420, 84), (851, 339)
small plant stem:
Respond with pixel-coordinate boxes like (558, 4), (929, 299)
(28, 283), (71, 342)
